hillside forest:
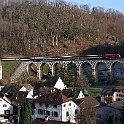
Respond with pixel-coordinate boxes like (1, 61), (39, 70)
(0, 0), (124, 57)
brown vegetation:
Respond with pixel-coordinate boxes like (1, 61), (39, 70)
(0, 0), (124, 56)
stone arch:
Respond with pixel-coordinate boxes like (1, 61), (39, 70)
(41, 63), (51, 78)
(67, 62), (77, 78)
(53, 62), (63, 76)
(95, 62), (108, 83)
(111, 62), (124, 82)
(80, 62), (92, 80)
(27, 63), (37, 77)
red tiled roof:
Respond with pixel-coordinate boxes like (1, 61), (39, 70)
(79, 96), (99, 108)
(73, 98), (84, 106)
(35, 91), (69, 105)
(10, 91), (28, 105)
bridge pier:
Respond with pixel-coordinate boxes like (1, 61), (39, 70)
(0, 61), (2, 79)
(76, 63), (82, 77)
(37, 64), (42, 80)
(49, 63), (55, 76)
(24, 58), (124, 85)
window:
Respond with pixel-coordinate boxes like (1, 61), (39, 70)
(39, 103), (42, 106)
(66, 111), (69, 117)
(116, 98), (120, 101)
(52, 111), (58, 117)
(116, 94), (118, 96)
(53, 105), (57, 108)
(38, 109), (44, 115)
(46, 111), (50, 116)
(69, 103), (71, 106)
(63, 104), (66, 107)
(75, 109), (78, 114)
(119, 94), (123, 97)
(54, 112), (58, 117)
(3, 104), (7, 107)
(5, 110), (10, 115)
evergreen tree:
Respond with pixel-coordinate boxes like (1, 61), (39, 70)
(19, 98), (32, 124)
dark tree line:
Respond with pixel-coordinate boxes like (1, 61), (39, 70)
(1, 0), (124, 56)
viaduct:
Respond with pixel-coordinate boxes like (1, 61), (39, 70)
(0, 56), (124, 83)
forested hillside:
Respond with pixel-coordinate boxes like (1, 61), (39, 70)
(0, 0), (124, 56)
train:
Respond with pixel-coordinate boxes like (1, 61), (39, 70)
(85, 54), (121, 59)
(29, 54), (121, 61)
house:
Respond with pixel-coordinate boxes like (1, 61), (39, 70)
(1, 84), (20, 99)
(34, 91), (80, 123)
(62, 89), (88, 99)
(9, 91), (29, 123)
(96, 101), (124, 124)
(0, 92), (13, 121)
(113, 86), (124, 101)
(101, 86), (124, 103)
(74, 96), (99, 123)
(10, 91), (28, 106)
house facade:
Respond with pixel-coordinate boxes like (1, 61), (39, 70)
(0, 93), (13, 117)
(101, 86), (124, 103)
(34, 91), (79, 123)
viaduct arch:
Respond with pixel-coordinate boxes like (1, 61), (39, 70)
(26, 58), (124, 84)
(0, 57), (124, 84)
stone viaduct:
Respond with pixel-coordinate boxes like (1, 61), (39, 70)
(1, 56), (124, 83)
(26, 56), (124, 83)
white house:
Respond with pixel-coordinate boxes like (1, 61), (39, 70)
(54, 77), (67, 91)
(113, 86), (124, 102)
(101, 86), (124, 103)
(34, 91), (79, 123)
(0, 93), (13, 116)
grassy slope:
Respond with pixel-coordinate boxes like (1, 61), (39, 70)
(2, 61), (21, 79)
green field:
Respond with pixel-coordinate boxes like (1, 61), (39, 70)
(2, 61), (21, 79)
(88, 88), (102, 97)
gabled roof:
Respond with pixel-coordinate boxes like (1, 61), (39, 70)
(73, 98), (84, 106)
(107, 100), (124, 110)
(10, 91), (28, 105)
(62, 89), (81, 99)
(79, 96), (99, 108)
(54, 77), (66, 90)
(1, 84), (19, 93)
(0, 92), (12, 105)
(101, 87), (114, 95)
(35, 91), (69, 105)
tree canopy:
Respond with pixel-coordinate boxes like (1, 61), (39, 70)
(19, 98), (32, 124)
(1, 0), (124, 56)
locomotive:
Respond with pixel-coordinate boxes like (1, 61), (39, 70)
(85, 54), (121, 59)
